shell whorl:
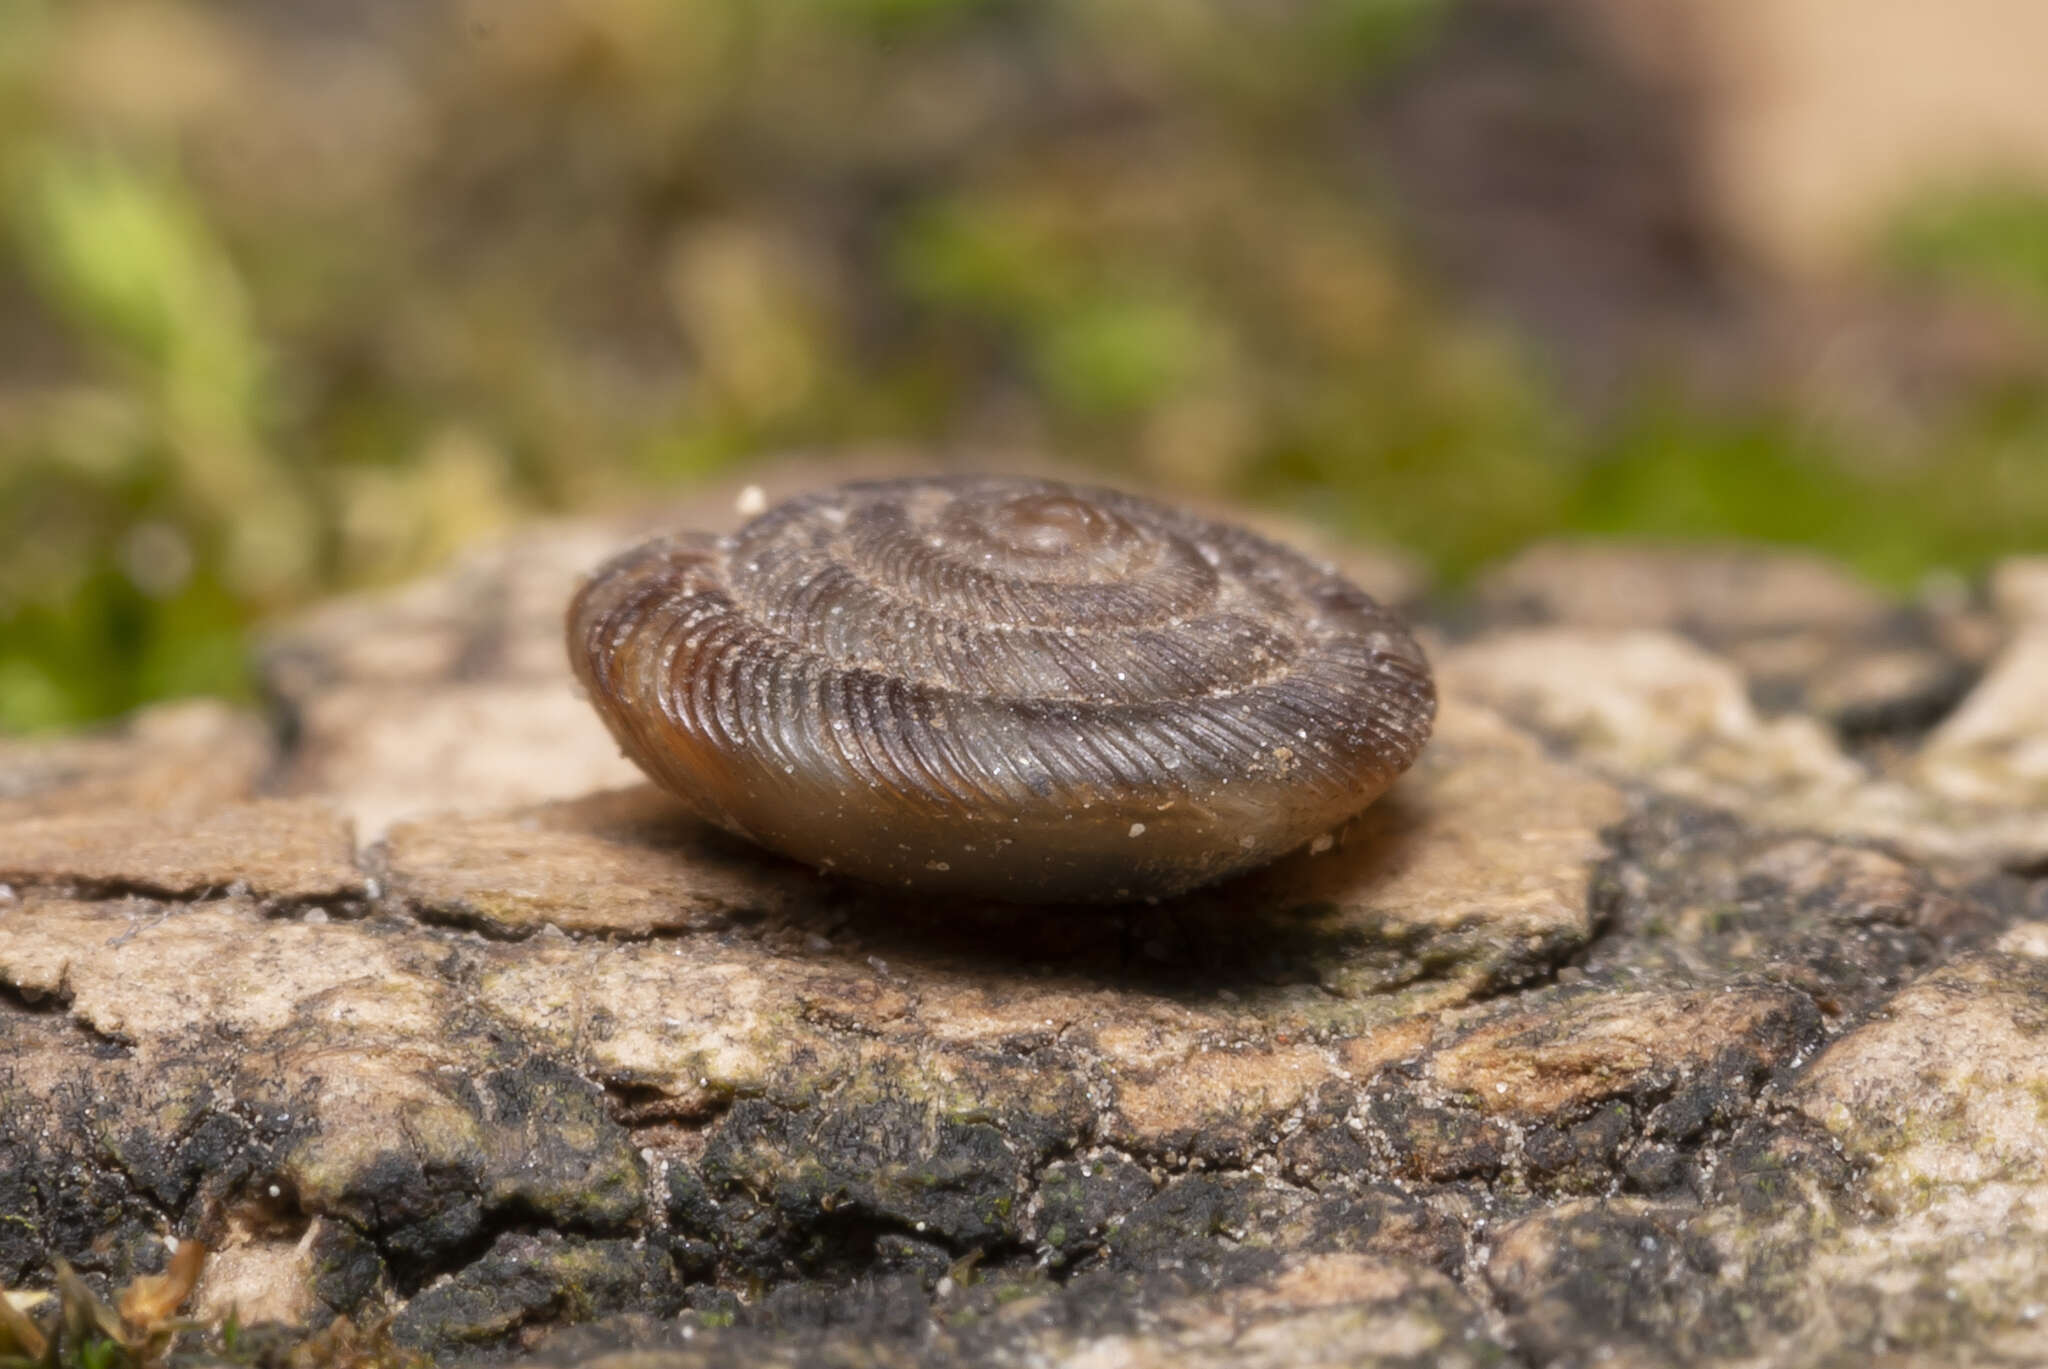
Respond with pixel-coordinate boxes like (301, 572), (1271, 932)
(569, 476), (1435, 902)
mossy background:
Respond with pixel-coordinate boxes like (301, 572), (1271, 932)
(3, 0), (2046, 732)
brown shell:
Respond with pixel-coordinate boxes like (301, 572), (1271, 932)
(568, 476), (1436, 902)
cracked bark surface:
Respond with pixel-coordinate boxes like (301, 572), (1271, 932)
(4, 466), (2047, 1367)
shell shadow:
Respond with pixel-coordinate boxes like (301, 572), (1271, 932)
(540, 782), (1450, 1002)
(757, 789), (1444, 1001)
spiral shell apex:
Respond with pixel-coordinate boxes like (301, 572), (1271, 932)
(568, 476), (1436, 902)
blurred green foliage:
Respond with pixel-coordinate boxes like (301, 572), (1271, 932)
(1, 0), (2046, 732)
(1888, 185), (2048, 323)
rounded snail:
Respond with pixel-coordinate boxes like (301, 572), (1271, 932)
(568, 476), (1435, 902)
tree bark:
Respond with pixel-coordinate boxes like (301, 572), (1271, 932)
(4, 466), (2045, 1367)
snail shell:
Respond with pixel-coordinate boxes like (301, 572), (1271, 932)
(568, 476), (1435, 902)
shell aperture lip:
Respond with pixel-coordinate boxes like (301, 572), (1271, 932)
(568, 476), (1436, 903)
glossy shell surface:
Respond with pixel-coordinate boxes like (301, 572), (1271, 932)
(569, 476), (1436, 901)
